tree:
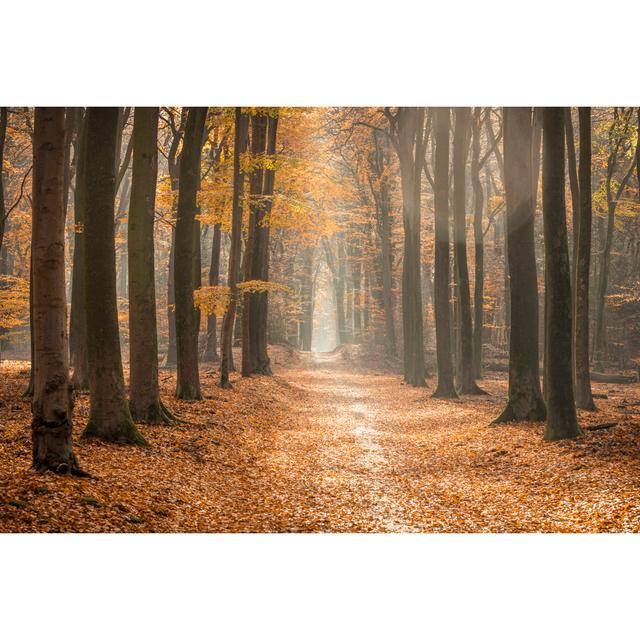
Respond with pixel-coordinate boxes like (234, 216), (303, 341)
(69, 109), (90, 390)
(220, 108), (249, 388)
(453, 107), (484, 394)
(253, 113), (279, 373)
(432, 107), (457, 398)
(128, 107), (174, 422)
(203, 222), (222, 362)
(573, 107), (596, 410)
(494, 108), (545, 422)
(242, 112), (268, 376)
(82, 107), (147, 445)
(541, 107), (582, 441)
(30, 107), (85, 475)
(174, 107), (207, 400)
(385, 107), (426, 387)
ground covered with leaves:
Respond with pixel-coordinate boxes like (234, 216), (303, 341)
(1, 348), (639, 532)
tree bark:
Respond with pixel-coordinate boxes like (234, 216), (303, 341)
(220, 108), (249, 388)
(128, 107), (174, 422)
(174, 107), (207, 400)
(69, 109), (90, 390)
(573, 107), (596, 410)
(242, 112), (268, 376)
(494, 108), (545, 422)
(31, 107), (85, 475)
(471, 108), (484, 379)
(82, 107), (147, 445)
(393, 107), (426, 387)
(203, 222), (221, 362)
(432, 108), (457, 398)
(541, 107), (582, 441)
(453, 107), (484, 394)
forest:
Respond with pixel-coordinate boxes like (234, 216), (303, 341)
(0, 105), (639, 533)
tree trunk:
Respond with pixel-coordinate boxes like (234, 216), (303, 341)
(220, 108), (249, 388)
(166, 225), (177, 367)
(541, 107), (582, 441)
(69, 109), (90, 390)
(128, 107), (174, 423)
(564, 107), (580, 281)
(203, 222), (221, 362)
(299, 245), (314, 351)
(471, 109), (484, 379)
(494, 108), (545, 423)
(453, 107), (484, 394)
(82, 107), (147, 445)
(573, 107), (596, 410)
(242, 112), (268, 376)
(174, 107), (207, 400)
(395, 107), (426, 387)
(432, 108), (457, 398)
(31, 107), (85, 475)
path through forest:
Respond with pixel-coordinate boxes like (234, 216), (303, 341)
(1, 351), (639, 532)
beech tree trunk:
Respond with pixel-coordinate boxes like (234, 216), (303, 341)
(299, 245), (314, 351)
(128, 107), (173, 422)
(494, 108), (545, 422)
(541, 107), (582, 441)
(174, 107), (207, 400)
(242, 112), (268, 376)
(471, 109), (484, 379)
(453, 107), (484, 394)
(31, 107), (85, 475)
(69, 110), (90, 390)
(564, 107), (580, 281)
(573, 107), (596, 410)
(203, 223), (221, 362)
(82, 107), (147, 445)
(432, 107), (457, 398)
(220, 108), (249, 388)
(394, 107), (426, 387)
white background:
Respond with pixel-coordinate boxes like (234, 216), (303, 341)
(2, 1), (639, 637)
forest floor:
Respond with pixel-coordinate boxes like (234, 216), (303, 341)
(1, 346), (640, 533)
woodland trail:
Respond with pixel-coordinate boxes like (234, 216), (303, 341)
(255, 350), (640, 532)
(1, 353), (640, 532)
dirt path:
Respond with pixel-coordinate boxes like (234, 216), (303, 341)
(250, 350), (640, 532)
(2, 352), (639, 532)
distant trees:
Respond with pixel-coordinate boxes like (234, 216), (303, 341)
(174, 107), (207, 400)
(82, 108), (147, 445)
(30, 107), (84, 474)
(494, 108), (545, 422)
(453, 108), (484, 395)
(541, 108), (582, 441)
(220, 108), (249, 388)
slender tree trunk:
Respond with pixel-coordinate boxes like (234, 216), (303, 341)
(166, 225), (177, 367)
(242, 113), (268, 376)
(564, 107), (580, 281)
(299, 246), (314, 351)
(174, 107), (207, 400)
(128, 107), (173, 423)
(453, 107), (484, 394)
(395, 107), (426, 387)
(432, 107), (457, 398)
(573, 107), (596, 410)
(541, 107), (582, 441)
(494, 108), (545, 423)
(203, 222), (221, 362)
(69, 110), (90, 390)
(31, 107), (85, 475)
(82, 108), (147, 445)
(471, 109), (484, 379)
(254, 113), (279, 372)
(220, 108), (248, 388)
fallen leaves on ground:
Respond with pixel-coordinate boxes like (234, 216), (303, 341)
(1, 347), (639, 532)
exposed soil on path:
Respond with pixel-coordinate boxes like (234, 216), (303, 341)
(1, 348), (639, 532)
